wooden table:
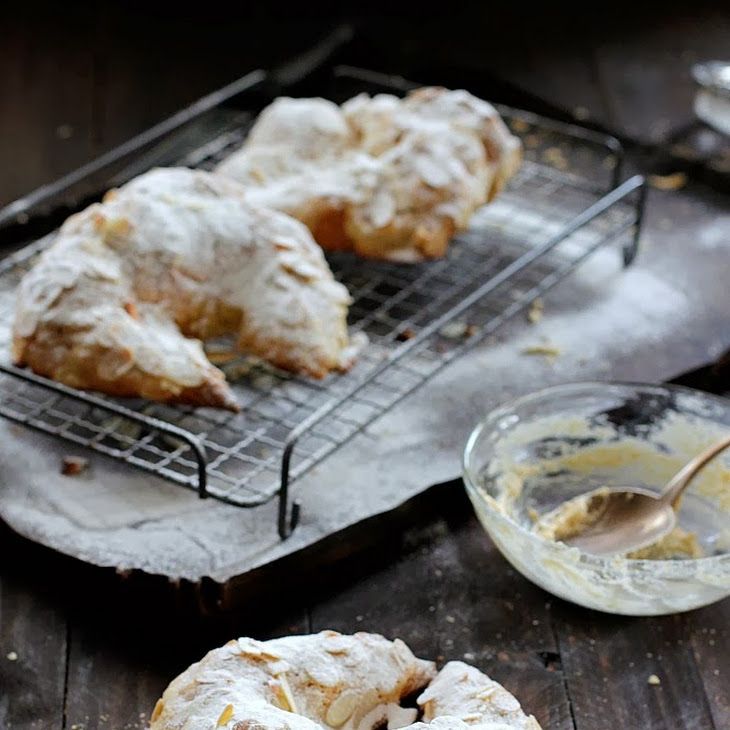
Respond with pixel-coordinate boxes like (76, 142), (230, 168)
(1, 6), (729, 729)
(1, 454), (728, 730)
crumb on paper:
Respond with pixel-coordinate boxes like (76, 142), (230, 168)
(527, 298), (544, 324)
(543, 147), (569, 170)
(647, 674), (661, 686)
(521, 343), (561, 360)
(438, 321), (478, 341)
(61, 455), (89, 476)
(510, 118), (530, 134)
(648, 172), (687, 191)
(396, 327), (416, 342)
(440, 321), (469, 339)
(6, 651), (18, 661)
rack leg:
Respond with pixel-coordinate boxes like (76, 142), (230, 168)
(278, 438), (301, 539)
(623, 180), (647, 267)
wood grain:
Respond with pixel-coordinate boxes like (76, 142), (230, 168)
(0, 545), (67, 728)
(554, 606), (720, 730)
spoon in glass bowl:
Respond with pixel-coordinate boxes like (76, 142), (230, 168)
(562, 433), (730, 556)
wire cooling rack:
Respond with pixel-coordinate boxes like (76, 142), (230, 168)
(0, 63), (646, 538)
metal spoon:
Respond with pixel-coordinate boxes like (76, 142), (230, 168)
(564, 433), (730, 556)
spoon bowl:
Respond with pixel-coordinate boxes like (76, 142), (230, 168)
(563, 487), (677, 555)
(561, 432), (730, 556)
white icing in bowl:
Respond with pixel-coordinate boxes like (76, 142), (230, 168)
(463, 382), (730, 615)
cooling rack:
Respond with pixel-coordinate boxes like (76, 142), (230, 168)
(0, 61), (646, 538)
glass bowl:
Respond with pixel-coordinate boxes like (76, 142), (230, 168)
(463, 382), (730, 615)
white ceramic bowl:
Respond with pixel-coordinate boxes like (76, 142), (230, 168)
(463, 382), (730, 615)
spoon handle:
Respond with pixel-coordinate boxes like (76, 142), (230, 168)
(662, 432), (730, 509)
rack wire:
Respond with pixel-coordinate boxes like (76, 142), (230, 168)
(0, 64), (646, 538)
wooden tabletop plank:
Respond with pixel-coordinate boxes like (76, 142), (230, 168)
(310, 506), (574, 730)
(553, 605), (721, 730)
(689, 601), (730, 730)
(0, 563), (68, 728)
(0, 6), (95, 206)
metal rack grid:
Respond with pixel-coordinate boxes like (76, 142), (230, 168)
(0, 65), (646, 539)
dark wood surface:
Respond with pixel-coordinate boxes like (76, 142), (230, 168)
(1, 5), (729, 729)
(1, 464), (728, 730)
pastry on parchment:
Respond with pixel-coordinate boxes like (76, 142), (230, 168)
(216, 87), (522, 262)
(149, 630), (542, 729)
(12, 167), (352, 410)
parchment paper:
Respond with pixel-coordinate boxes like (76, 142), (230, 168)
(0, 185), (727, 582)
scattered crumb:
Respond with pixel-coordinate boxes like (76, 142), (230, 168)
(396, 327), (416, 342)
(543, 147), (569, 170)
(440, 321), (468, 339)
(573, 106), (590, 121)
(355, 615), (364, 622)
(648, 674), (661, 686)
(463, 652), (476, 661)
(6, 651), (18, 661)
(464, 324), (479, 338)
(521, 344), (561, 359)
(526, 298), (544, 324)
(648, 172), (687, 191)
(523, 133), (540, 149)
(510, 118), (530, 134)
(61, 455), (89, 476)
(445, 615), (456, 624)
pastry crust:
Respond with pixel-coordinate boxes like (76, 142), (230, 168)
(216, 88), (521, 262)
(149, 631), (541, 730)
(12, 168), (351, 410)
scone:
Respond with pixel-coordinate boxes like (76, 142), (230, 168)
(150, 631), (542, 730)
(12, 167), (352, 410)
(216, 88), (521, 262)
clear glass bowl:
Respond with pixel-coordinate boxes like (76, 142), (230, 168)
(463, 382), (730, 615)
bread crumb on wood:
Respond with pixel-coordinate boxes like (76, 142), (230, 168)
(648, 172), (687, 191)
(61, 455), (89, 476)
(648, 674), (661, 685)
(6, 651), (18, 661)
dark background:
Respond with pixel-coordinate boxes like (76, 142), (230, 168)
(2, 1), (729, 205)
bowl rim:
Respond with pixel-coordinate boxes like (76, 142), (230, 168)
(462, 380), (730, 571)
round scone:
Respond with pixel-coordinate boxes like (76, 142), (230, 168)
(12, 167), (352, 410)
(216, 88), (522, 262)
(149, 631), (541, 730)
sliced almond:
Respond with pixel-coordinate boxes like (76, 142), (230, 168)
(325, 689), (359, 727)
(274, 673), (298, 714)
(217, 703), (234, 726)
(151, 699), (164, 722)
